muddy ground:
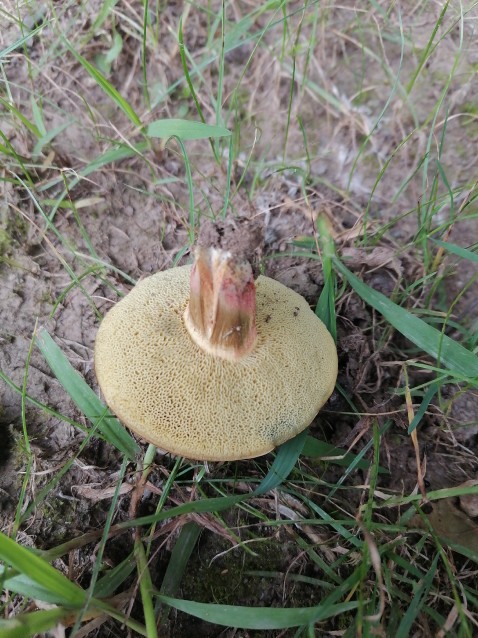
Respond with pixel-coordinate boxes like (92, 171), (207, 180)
(1, 1), (478, 636)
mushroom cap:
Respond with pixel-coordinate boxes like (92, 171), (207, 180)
(94, 266), (338, 461)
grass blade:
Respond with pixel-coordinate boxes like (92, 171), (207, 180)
(39, 142), (151, 194)
(255, 429), (307, 495)
(333, 258), (478, 380)
(0, 608), (68, 638)
(157, 596), (358, 629)
(396, 554), (439, 637)
(305, 499), (362, 549)
(147, 119), (231, 140)
(302, 436), (370, 470)
(156, 522), (202, 633)
(0, 532), (85, 607)
(135, 539), (158, 638)
(406, 1), (450, 94)
(407, 382), (439, 434)
(159, 522), (202, 598)
(32, 119), (73, 157)
(1, 570), (76, 605)
(0, 21), (49, 58)
(36, 328), (140, 459)
(178, 19), (207, 126)
(65, 44), (142, 128)
(432, 238), (478, 263)
(0, 96), (40, 138)
(93, 556), (135, 598)
(316, 218), (337, 340)
(124, 495), (247, 529)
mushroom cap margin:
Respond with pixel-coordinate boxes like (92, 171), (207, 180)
(94, 265), (338, 461)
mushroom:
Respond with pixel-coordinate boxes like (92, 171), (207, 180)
(94, 223), (338, 461)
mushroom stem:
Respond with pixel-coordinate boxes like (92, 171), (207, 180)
(184, 246), (257, 360)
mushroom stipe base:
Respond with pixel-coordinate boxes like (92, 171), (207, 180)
(94, 265), (338, 461)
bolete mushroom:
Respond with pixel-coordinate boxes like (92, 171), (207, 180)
(94, 222), (338, 461)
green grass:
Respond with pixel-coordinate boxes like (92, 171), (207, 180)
(1, 1), (478, 636)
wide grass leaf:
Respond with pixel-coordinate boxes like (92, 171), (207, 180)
(334, 258), (478, 380)
(93, 556), (135, 599)
(159, 522), (202, 597)
(158, 596), (358, 629)
(36, 328), (140, 459)
(0, 608), (68, 638)
(0, 532), (85, 607)
(255, 429), (307, 495)
(1, 569), (75, 605)
(147, 119), (231, 140)
(302, 436), (370, 470)
(432, 238), (478, 263)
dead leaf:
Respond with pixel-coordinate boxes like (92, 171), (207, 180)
(73, 482), (133, 501)
(457, 480), (478, 518)
(409, 481), (478, 553)
(341, 247), (402, 277)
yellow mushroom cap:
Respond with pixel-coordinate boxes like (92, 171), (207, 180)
(94, 265), (338, 461)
